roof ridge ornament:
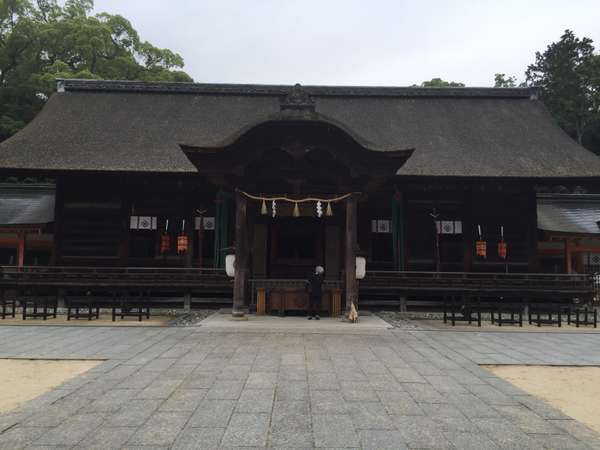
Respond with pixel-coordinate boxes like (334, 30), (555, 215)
(280, 83), (315, 112)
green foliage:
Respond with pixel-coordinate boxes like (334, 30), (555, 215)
(526, 30), (600, 146)
(419, 78), (465, 88)
(494, 73), (517, 88)
(0, 0), (192, 141)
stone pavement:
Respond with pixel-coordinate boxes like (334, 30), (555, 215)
(0, 323), (599, 449)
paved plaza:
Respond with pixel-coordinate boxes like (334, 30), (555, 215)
(0, 320), (600, 449)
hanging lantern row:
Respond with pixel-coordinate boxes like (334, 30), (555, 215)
(243, 191), (353, 219)
(475, 225), (508, 260)
(160, 219), (189, 255)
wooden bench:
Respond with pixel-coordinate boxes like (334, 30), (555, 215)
(567, 307), (597, 328)
(66, 292), (100, 321)
(443, 295), (481, 326)
(0, 288), (16, 319)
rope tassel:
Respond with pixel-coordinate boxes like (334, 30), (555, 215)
(236, 190), (352, 219)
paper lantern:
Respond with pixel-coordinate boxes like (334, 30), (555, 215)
(177, 235), (189, 254)
(498, 241), (507, 259)
(356, 256), (366, 279)
(476, 240), (487, 258)
(160, 234), (171, 253)
(225, 254), (236, 277)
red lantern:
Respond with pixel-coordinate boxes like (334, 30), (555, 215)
(476, 240), (487, 258)
(177, 235), (189, 254)
(160, 233), (171, 253)
(498, 241), (507, 259)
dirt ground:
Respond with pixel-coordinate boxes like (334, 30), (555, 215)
(0, 359), (101, 413)
(486, 365), (600, 434)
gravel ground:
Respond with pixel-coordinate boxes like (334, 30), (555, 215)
(168, 309), (218, 326)
(374, 311), (426, 329)
(375, 310), (508, 329)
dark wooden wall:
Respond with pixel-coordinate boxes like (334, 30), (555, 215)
(53, 173), (540, 275)
(55, 174), (221, 267)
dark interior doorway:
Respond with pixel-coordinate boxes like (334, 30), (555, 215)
(269, 217), (323, 278)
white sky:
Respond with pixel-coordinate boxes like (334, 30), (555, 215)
(93, 0), (600, 87)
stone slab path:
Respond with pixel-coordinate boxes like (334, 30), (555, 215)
(0, 324), (599, 449)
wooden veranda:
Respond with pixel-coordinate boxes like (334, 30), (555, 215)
(1, 265), (595, 313)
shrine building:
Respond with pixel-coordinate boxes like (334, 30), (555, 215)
(1, 79), (600, 318)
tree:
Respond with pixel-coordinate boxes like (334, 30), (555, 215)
(526, 30), (600, 145)
(418, 78), (465, 87)
(494, 73), (517, 88)
(0, 0), (192, 141)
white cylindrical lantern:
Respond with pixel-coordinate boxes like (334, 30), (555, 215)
(225, 254), (236, 277)
(356, 256), (366, 280)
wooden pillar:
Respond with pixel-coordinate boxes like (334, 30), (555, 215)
(183, 291), (192, 311)
(51, 177), (64, 265)
(462, 190), (474, 272)
(232, 190), (248, 318)
(574, 246), (585, 274)
(184, 210), (193, 268)
(17, 231), (26, 267)
(197, 215), (204, 268)
(527, 188), (539, 272)
(345, 195), (358, 312)
(564, 238), (572, 274)
(119, 196), (130, 266)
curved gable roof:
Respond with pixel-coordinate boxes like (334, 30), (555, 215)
(1, 79), (599, 177)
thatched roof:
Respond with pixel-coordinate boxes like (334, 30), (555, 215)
(1, 79), (599, 177)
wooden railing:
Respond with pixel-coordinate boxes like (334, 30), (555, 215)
(0, 266), (232, 289)
(1, 267), (594, 306)
(361, 271), (594, 299)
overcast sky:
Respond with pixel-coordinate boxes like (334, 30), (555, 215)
(93, 0), (600, 87)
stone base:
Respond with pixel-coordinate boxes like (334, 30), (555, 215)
(230, 310), (248, 321)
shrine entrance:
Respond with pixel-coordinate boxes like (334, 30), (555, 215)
(182, 108), (413, 318)
(242, 191), (350, 316)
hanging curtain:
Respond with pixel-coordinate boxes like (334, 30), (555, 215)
(391, 193), (405, 270)
(213, 190), (230, 268)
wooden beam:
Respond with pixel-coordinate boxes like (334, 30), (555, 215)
(232, 190), (248, 318)
(345, 195), (358, 312)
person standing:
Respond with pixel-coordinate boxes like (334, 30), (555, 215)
(307, 265), (324, 320)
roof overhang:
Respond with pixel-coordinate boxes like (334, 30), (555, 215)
(537, 194), (600, 236)
(0, 184), (55, 227)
